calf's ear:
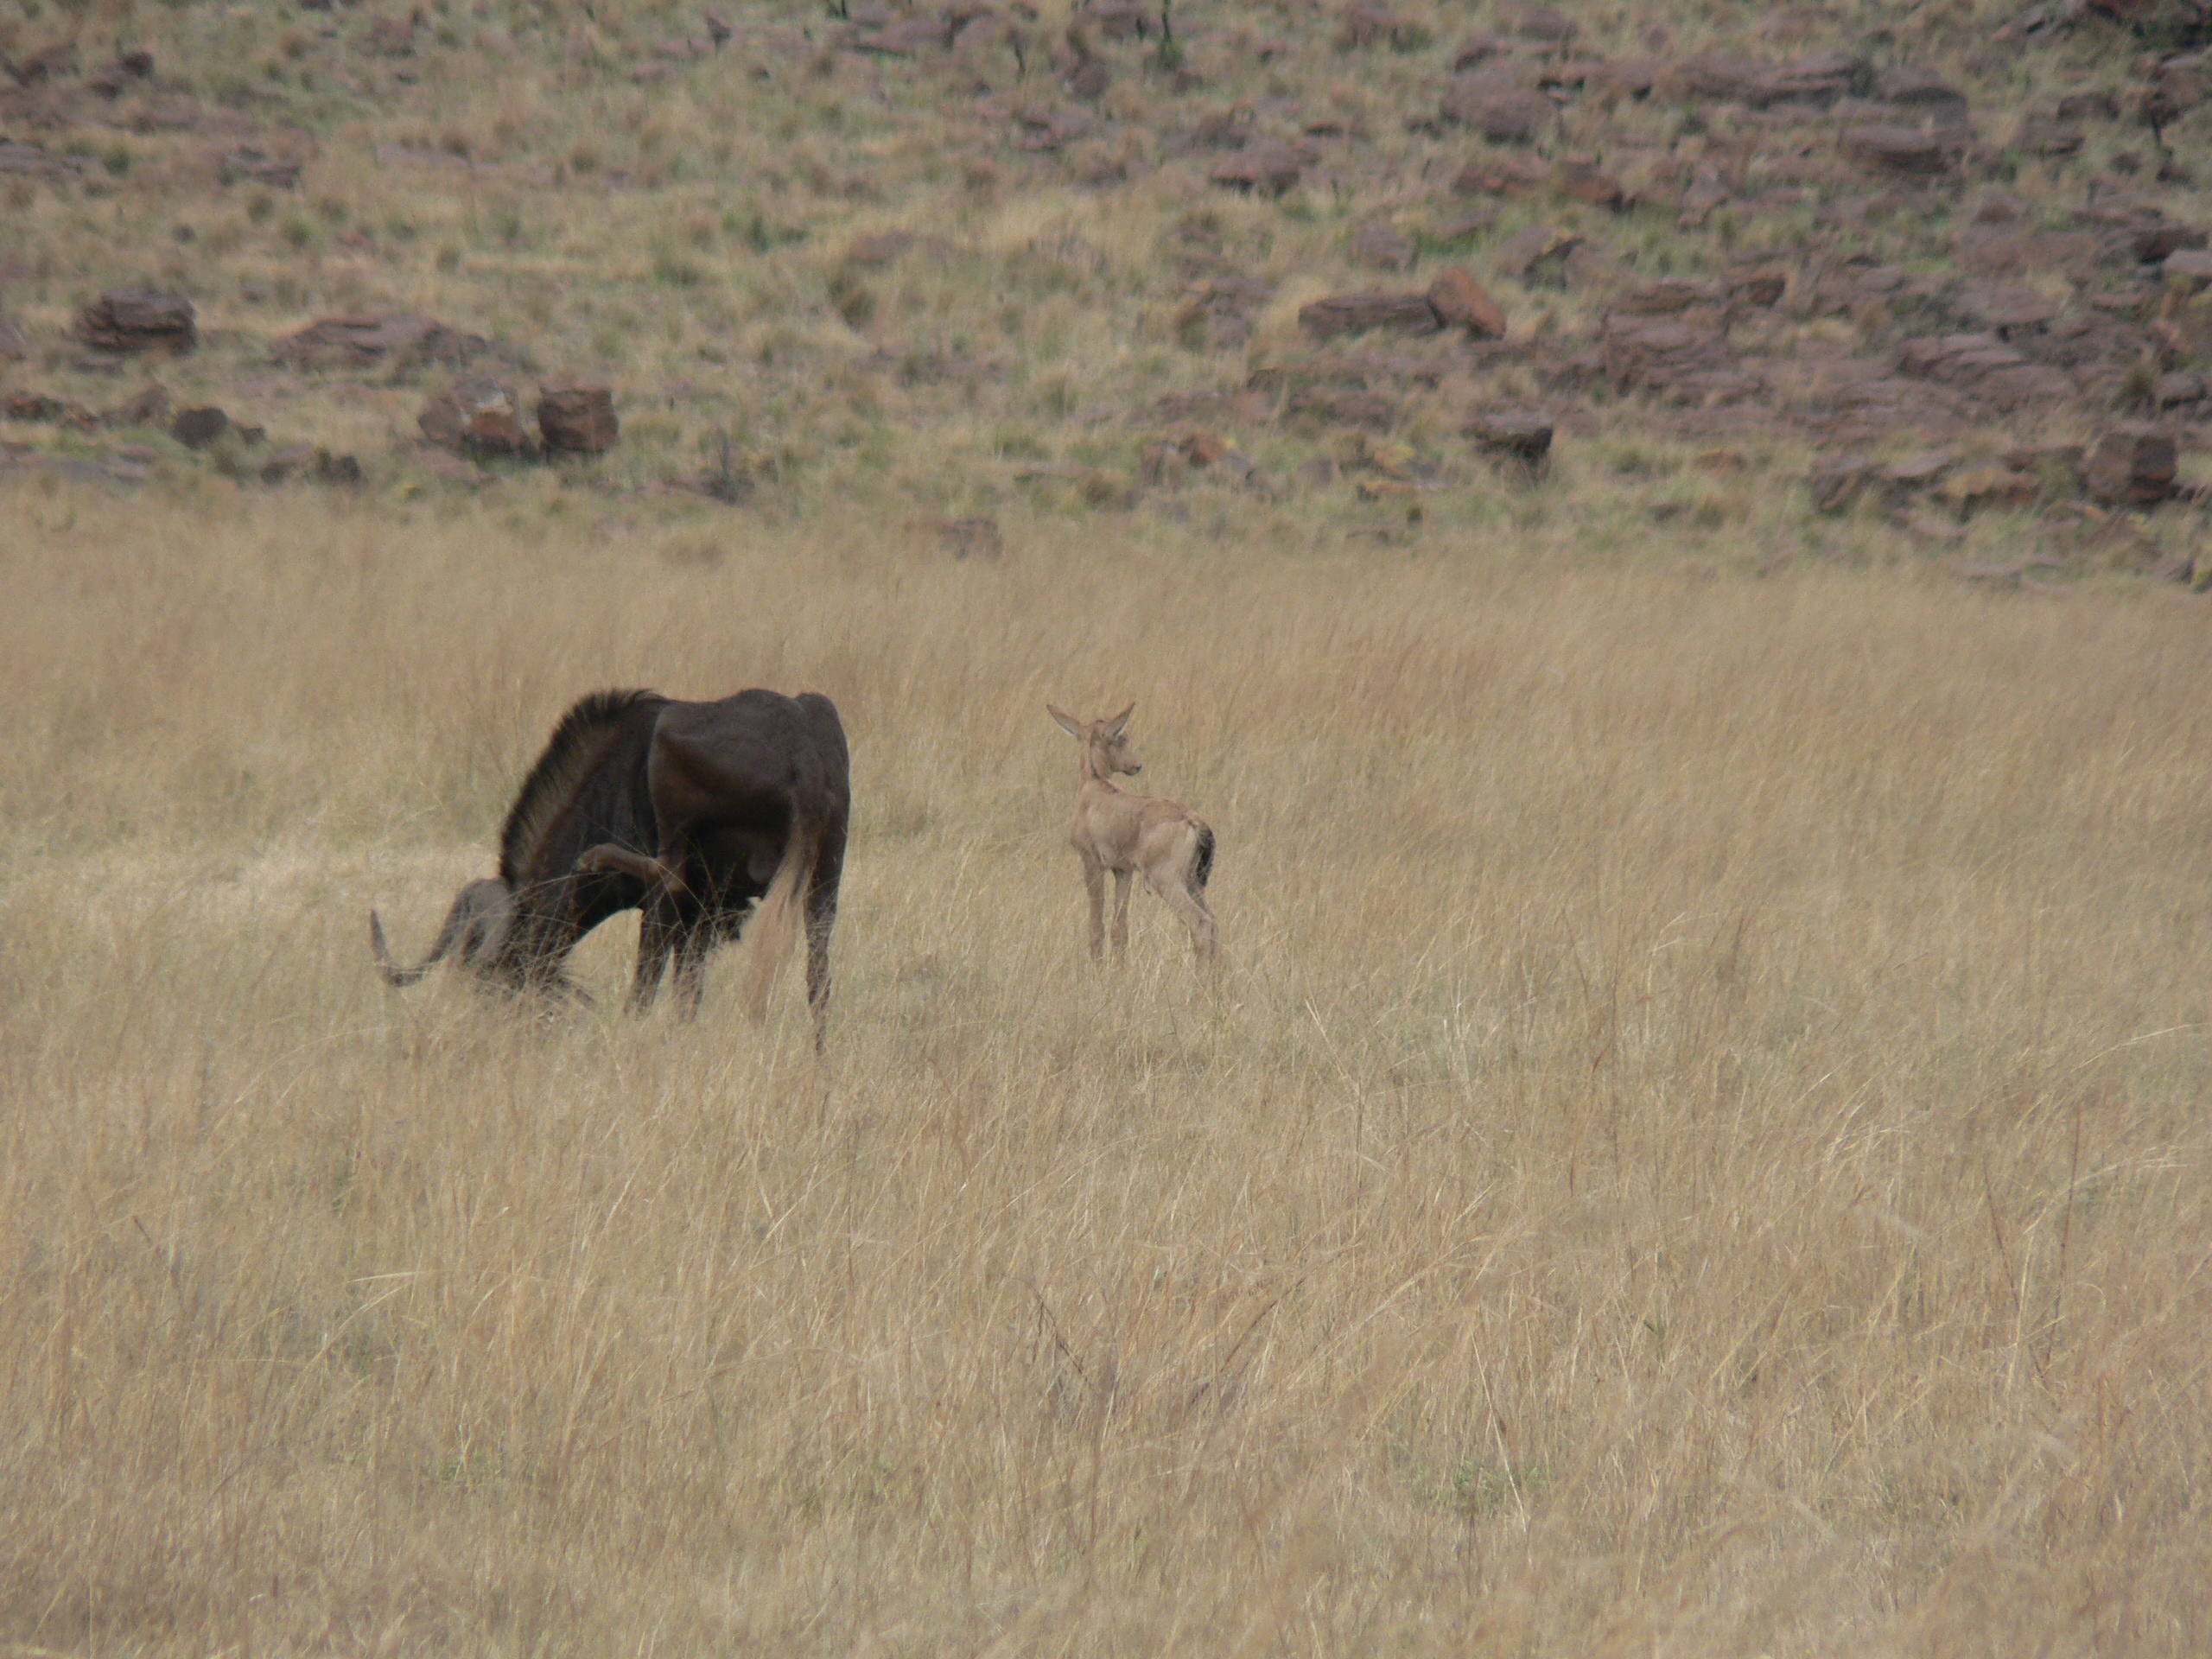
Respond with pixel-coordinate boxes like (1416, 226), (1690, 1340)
(1106, 702), (1135, 739)
(1046, 703), (1084, 737)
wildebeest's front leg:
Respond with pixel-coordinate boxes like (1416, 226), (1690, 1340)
(671, 925), (712, 1019)
(629, 900), (682, 1013)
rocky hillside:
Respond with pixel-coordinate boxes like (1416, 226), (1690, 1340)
(4, 0), (2212, 579)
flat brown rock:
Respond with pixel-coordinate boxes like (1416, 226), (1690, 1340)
(1842, 124), (1954, 175)
(420, 376), (532, 457)
(271, 314), (490, 371)
(1297, 289), (1441, 341)
(1349, 220), (1417, 271)
(2084, 424), (2177, 507)
(1288, 387), (1397, 429)
(1465, 406), (1553, 463)
(537, 383), (619, 454)
(1452, 154), (1547, 197)
(1439, 78), (1557, 143)
(1208, 143), (1306, 196)
(74, 289), (197, 354)
(1427, 267), (1506, 338)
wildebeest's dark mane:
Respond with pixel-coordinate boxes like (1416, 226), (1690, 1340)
(499, 689), (660, 884)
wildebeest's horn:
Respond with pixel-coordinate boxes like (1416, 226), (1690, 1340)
(370, 882), (486, 987)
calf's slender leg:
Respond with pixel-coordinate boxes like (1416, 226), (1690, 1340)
(1111, 868), (1135, 960)
(1082, 855), (1107, 962)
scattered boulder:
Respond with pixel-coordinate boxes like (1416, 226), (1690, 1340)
(1601, 312), (1745, 399)
(1208, 143), (1307, 196)
(1728, 264), (1789, 307)
(1663, 50), (1864, 109)
(1465, 406), (1554, 467)
(1452, 154), (1548, 197)
(169, 406), (232, 449)
(86, 49), (155, 97)
(419, 376), (533, 457)
(100, 385), (171, 429)
(1808, 454), (1877, 512)
(1552, 156), (1625, 207)
(1878, 66), (1970, 124)
(272, 313), (491, 370)
(1350, 219), (1417, 270)
(1427, 266), (1507, 338)
(2164, 248), (2212, 289)
(536, 383), (619, 454)
(843, 230), (916, 268)
(1440, 78), (1559, 143)
(260, 443), (364, 485)
(1298, 289), (1441, 340)
(1497, 3), (1575, 45)
(0, 139), (78, 181)
(1174, 276), (1273, 351)
(1939, 464), (2038, 515)
(74, 289), (198, 355)
(1288, 387), (1397, 429)
(1896, 334), (2075, 410)
(1337, 2), (1421, 50)
(1842, 125), (1955, 175)
(1616, 278), (1723, 316)
(1495, 225), (1580, 284)
(2083, 423), (2177, 507)
(7, 41), (79, 86)
(3, 391), (97, 429)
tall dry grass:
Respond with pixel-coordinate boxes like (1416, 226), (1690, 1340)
(3, 488), (2210, 1654)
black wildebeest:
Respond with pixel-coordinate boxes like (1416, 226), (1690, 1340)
(371, 688), (850, 1046)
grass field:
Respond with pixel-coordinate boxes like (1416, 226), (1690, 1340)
(3, 489), (2209, 1653)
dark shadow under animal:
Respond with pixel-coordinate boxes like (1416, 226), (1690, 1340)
(371, 688), (850, 1047)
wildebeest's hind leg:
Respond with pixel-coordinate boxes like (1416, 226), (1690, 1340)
(804, 816), (847, 1054)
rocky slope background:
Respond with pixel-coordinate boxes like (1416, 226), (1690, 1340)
(5, 0), (2212, 579)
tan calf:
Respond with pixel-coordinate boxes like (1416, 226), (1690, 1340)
(1047, 702), (1219, 970)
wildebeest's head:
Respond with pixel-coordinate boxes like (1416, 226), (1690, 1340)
(369, 876), (516, 987)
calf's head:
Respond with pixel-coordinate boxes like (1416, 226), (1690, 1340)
(1048, 702), (1142, 778)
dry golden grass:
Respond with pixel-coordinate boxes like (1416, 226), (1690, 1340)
(3, 487), (2212, 1655)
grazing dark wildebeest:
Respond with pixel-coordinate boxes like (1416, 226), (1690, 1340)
(371, 687), (850, 1046)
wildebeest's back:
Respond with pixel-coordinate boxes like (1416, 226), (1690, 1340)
(650, 689), (849, 840)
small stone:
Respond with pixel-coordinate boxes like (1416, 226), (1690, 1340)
(74, 288), (197, 354)
(1208, 143), (1306, 196)
(1427, 266), (1507, 338)
(1451, 154), (1547, 198)
(420, 376), (531, 457)
(1939, 464), (2038, 514)
(1841, 124), (1953, 175)
(169, 406), (230, 449)
(1465, 406), (1553, 467)
(1808, 454), (1875, 513)
(2084, 423), (2177, 507)
(1297, 289), (1442, 340)
(99, 384), (170, 429)
(1349, 219), (1417, 271)
(2164, 248), (2212, 290)
(1552, 156), (1624, 208)
(1440, 78), (1559, 143)
(537, 383), (619, 454)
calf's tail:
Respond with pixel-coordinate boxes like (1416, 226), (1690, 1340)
(1188, 821), (1216, 894)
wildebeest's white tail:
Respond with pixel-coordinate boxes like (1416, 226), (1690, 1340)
(744, 823), (821, 1023)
